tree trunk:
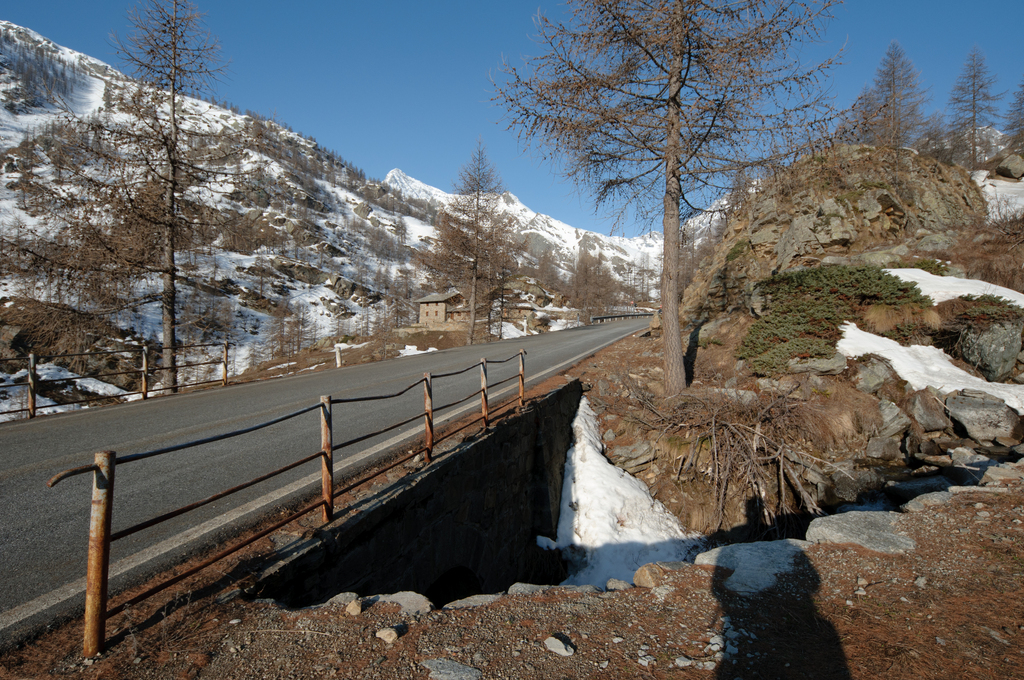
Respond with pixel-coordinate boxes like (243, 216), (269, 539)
(661, 16), (686, 397)
(466, 262), (477, 346)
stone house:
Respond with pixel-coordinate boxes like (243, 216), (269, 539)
(415, 292), (466, 326)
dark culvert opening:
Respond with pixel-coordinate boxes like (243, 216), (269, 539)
(424, 566), (482, 607)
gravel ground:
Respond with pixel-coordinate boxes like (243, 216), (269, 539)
(3, 477), (1022, 680)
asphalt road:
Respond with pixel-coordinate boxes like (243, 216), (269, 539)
(0, 319), (646, 642)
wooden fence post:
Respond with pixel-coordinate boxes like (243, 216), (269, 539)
(423, 373), (433, 463)
(222, 342), (229, 387)
(480, 358), (488, 428)
(83, 450), (116, 658)
(518, 350), (526, 408)
(27, 353), (37, 418)
(320, 396), (333, 523)
(140, 347), (149, 400)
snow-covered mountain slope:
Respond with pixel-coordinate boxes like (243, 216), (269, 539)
(1, 21), (672, 377)
(385, 168), (675, 284)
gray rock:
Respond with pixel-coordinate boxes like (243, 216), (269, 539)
(884, 476), (952, 502)
(376, 626), (401, 644)
(960, 320), (1024, 382)
(878, 400), (913, 439)
(420, 659), (483, 680)
(945, 390), (1024, 444)
(981, 464), (1024, 483)
(606, 578), (633, 591)
(788, 352), (847, 376)
(942, 446), (998, 486)
(916, 233), (957, 251)
(996, 154), (1024, 180)
(830, 467), (884, 503)
(855, 358), (896, 394)
(443, 594), (502, 610)
(325, 591), (359, 607)
(901, 491), (954, 512)
(507, 583), (551, 595)
(905, 388), (952, 432)
(378, 591), (432, 615)
(544, 634), (576, 656)
(806, 511), (916, 553)
(694, 539), (811, 594)
(866, 437), (902, 461)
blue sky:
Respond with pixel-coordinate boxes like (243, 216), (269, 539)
(3, 1), (1022, 237)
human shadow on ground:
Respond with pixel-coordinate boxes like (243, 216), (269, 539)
(710, 501), (852, 680)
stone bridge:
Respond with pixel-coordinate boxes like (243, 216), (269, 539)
(255, 381), (583, 608)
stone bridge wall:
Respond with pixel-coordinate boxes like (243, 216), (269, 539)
(256, 380), (583, 607)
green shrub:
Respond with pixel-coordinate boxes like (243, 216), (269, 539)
(739, 265), (932, 376)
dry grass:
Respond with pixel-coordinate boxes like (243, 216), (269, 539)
(863, 303), (941, 334)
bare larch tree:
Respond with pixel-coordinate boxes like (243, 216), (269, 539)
(1007, 76), (1024, 155)
(420, 141), (516, 345)
(113, 0), (226, 390)
(495, 0), (838, 394)
(948, 46), (1003, 169)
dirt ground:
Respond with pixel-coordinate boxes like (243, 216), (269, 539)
(3, 334), (1023, 680)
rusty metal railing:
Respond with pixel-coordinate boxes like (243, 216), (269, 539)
(47, 349), (526, 657)
(0, 342), (230, 420)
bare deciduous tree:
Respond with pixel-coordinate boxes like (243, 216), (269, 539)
(12, 0), (248, 390)
(859, 41), (930, 151)
(420, 141), (517, 345)
(495, 0), (838, 394)
(1005, 76), (1024, 155)
(948, 46), (1003, 168)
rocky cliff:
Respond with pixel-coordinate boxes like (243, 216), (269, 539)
(681, 146), (987, 322)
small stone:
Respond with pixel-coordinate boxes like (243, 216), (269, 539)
(376, 627), (400, 644)
(915, 576), (928, 588)
(599, 660), (609, 669)
(854, 588), (867, 596)
(420, 659), (483, 680)
(83, 659), (94, 666)
(675, 655), (693, 667)
(544, 635), (575, 657)
(936, 637), (946, 646)
(606, 578), (633, 591)
(345, 599), (366, 616)
(857, 576), (868, 587)
(612, 637), (624, 644)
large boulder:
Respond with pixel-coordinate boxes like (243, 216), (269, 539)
(693, 540), (811, 595)
(944, 389), (1024, 444)
(996, 154), (1024, 180)
(905, 388), (952, 433)
(960, 320), (1024, 383)
(806, 511), (916, 554)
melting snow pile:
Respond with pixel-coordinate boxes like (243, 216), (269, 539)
(540, 397), (704, 586)
(837, 268), (1024, 414)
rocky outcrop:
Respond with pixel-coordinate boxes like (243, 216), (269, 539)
(680, 146), (987, 321)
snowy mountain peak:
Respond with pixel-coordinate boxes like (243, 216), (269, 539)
(384, 168), (450, 205)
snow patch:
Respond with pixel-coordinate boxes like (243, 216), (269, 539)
(544, 397), (705, 586)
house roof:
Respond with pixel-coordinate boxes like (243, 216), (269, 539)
(415, 292), (463, 304)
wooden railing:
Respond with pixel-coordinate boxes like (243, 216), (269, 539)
(47, 350), (526, 657)
(0, 342), (229, 420)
